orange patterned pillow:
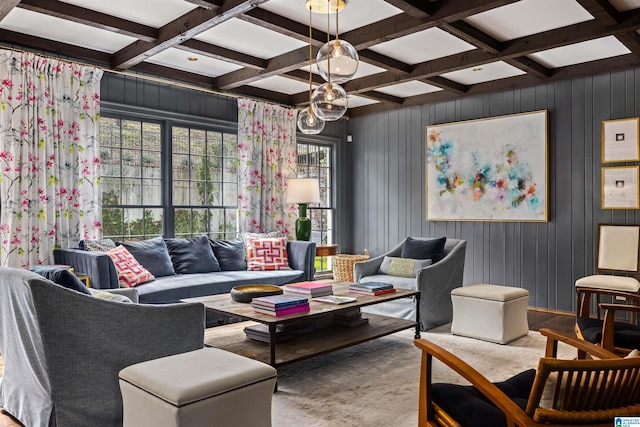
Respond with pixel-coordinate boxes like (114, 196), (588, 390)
(108, 245), (155, 287)
(246, 237), (291, 271)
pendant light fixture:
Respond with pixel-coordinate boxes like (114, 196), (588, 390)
(310, 2), (348, 122)
(316, 2), (358, 84)
(297, 4), (325, 135)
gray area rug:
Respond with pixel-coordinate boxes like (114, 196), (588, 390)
(271, 324), (576, 427)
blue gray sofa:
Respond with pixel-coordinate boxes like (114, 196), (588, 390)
(54, 238), (316, 306)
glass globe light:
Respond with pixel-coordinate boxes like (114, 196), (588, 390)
(316, 39), (359, 84)
(311, 82), (348, 121)
(297, 106), (325, 134)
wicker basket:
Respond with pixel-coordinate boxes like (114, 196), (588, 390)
(333, 250), (370, 282)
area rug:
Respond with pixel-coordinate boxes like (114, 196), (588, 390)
(271, 324), (576, 427)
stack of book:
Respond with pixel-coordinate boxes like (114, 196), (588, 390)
(251, 294), (310, 316)
(243, 324), (293, 343)
(349, 282), (396, 296)
(283, 281), (333, 297)
(333, 307), (369, 327)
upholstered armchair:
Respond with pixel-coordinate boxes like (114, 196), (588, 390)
(0, 267), (205, 427)
(354, 237), (467, 330)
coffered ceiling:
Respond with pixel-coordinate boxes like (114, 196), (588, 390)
(1, 0), (640, 118)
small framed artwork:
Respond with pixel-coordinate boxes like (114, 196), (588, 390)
(602, 166), (640, 209)
(602, 118), (640, 163)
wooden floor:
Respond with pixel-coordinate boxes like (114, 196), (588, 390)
(0, 309), (575, 426)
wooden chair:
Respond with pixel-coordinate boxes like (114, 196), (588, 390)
(415, 328), (640, 427)
(575, 224), (640, 354)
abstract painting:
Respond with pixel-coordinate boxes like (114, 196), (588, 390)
(426, 110), (548, 222)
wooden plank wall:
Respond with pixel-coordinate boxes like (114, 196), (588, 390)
(345, 69), (640, 312)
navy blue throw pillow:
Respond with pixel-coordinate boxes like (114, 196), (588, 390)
(209, 238), (247, 271)
(36, 268), (91, 295)
(118, 237), (176, 278)
(401, 237), (447, 262)
(165, 235), (221, 274)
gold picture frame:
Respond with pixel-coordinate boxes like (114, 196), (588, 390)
(602, 118), (640, 163)
(602, 166), (640, 209)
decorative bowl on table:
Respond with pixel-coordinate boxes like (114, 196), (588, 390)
(230, 284), (283, 303)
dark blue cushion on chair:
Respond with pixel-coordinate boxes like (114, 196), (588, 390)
(431, 368), (535, 427)
(165, 235), (221, 274)
(36, 268), (91, 295)
(118, 237), (176, 278)
(401, 237), (447, 262)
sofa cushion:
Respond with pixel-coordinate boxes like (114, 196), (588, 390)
(209, 239), (247, 271)
(401, 237), (446, 262)
(108, 245), (155, 287)
(246, 237), (291, 271)
(165, 235), (221, 274)
(89, 289), (133, 303)
(118, 237), (176, 278)
(380, 256), (432, 278)
(81, 238), (116, 252)
(135, 270), (306, 304)
(35, 268), (91, 294)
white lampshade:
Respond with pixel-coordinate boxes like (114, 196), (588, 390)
(287, 178), (321, 204)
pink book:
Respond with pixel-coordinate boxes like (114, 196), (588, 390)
(254, 304), (311, 316)
(285, 282), (333, 291)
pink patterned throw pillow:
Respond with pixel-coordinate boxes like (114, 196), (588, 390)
(246, 237), (291, 271)
(107, 245), (155, 287)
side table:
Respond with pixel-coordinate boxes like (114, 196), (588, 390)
(315, 244), (338, 257)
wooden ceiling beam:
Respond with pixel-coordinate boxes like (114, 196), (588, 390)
(423, 76), (468, 94)
(574, 0), (620, 25)
(230, 85), (293, 105)
(131, 62), (216, 87)
(239, 8), (326, 46)
(182, 0), (223, 8)
(17, 0), (158, 42)
(358, 49), (411, 75)
(440, 21), (503, 54)
(617, 32), (640, 58)
(112, 0), (269, 69)
(505, 57), (551, 79)
(178, 39), (267, 70)
(382, 0), (435, 19)
(0, 0), (21, 21)
(360, 91), (403, 105)
(285, 69), (325, 86)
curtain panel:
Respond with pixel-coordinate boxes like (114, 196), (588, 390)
(237, 98), (298, 237)
(0, 50), (103, 268)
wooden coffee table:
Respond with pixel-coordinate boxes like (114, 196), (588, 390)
(183, 283), (420, 368)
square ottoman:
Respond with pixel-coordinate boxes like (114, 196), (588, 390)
(119, 348), (277, 427)
(451, 284), (529, 344)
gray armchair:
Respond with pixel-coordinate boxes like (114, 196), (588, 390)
(354, 238), (466, 330)
(0, 267), (205, 427)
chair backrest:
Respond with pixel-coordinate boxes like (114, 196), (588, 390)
(596, 223), (640, 277)
(526, 356), (640, 423)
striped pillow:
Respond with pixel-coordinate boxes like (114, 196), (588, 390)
(108, 245), (155, 287)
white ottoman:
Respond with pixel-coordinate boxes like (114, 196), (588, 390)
(451, 284), (529, 344)
(119, 348), (277, 427)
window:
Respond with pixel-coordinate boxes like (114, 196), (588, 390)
(172, 126), (238, 239)
(99, 113), (238, 241)
(296, 141), (334, 272)
(100, 118), (163, 240)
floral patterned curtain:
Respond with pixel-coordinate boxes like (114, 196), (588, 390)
(237, 98), (298, 237)
(0, 50), (103, 268)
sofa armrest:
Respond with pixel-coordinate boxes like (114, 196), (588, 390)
(54, 248), (118, 289)
(287, 241), (316, 281)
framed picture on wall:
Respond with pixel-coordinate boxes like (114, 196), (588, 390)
(602, 166), (640, 209)
(602, 118), (640, 163)
(425, 110), (548, 222)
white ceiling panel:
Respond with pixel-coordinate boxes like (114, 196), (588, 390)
(375, 81), (442, 98)
(59, 0), (197, 27)
(300, 61), (386, 80)
(610, 0), (640, 11)
(145, 48), (242, 77)
(247, 75), (312, 95)
(195, 18), (306, 60)
(441, 61), (526, 85)
(347, 95), (379, 108)
(529, 36), (631, 68)
(259, 0), (401, 33)
(368, 28), (476, 65)
(0, 8), (136, 53)
(464, 0), (593, 42)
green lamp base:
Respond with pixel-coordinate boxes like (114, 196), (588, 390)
(295, 203), (312, 241)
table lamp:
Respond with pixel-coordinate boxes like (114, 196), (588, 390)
(286, 178), (320, 241)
